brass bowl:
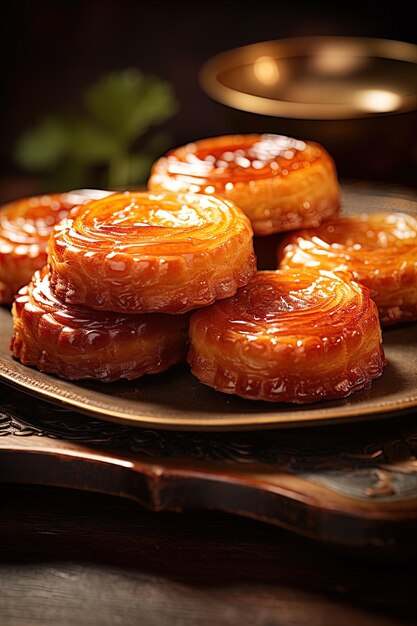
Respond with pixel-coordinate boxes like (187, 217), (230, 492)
(199, 36), (417, 181)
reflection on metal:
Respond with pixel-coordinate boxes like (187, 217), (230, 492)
(200, 36), (417, 119)
(253, 56), (280, 85)
(310, 42), (368, 75)
(355, 89), (402, 113)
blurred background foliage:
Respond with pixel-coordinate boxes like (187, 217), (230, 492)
(2, 0), (416, 203)
(14, 68), (178, 191)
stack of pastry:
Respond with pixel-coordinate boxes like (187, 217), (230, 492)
(149, 133), (386, 402)
(8, 132), (409, 404)
(9, 190), (256, 382)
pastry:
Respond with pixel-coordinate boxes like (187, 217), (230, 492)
(0, 189), (111, 305)
(148, 133), (340, 235)
(48, 191), (256, 314)
(279, 212), (417, 325)
(11, 268), (189, 381)
(188, 269), (385, 403)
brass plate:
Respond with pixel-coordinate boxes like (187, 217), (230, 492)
(199, 36), (417, 120)
(1, 190), (416, 431)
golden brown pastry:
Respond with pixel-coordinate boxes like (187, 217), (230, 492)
(48, 191), (256, 314)
(148, 133), (340, 235)
(278, 212), (417, 325)
(188, 269), (385, 403)
(0, 189), (111, 306)
(11, 268), (189, 381)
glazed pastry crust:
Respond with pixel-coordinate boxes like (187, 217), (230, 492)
(11, 268), (189, 382)
(188, 269), (385, 403)
(279, 212), (417, 325)
(48, 191), (256, 314)
(0, 190), (111, 306)
(148, 134), (340, 235)
(0, 193), (78, 305)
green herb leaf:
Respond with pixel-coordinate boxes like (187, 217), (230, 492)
(14, 69), (179, 190)
(68, 120), (118, 164)
(85, 68), (177, 145)
(15, 117), (69, 171)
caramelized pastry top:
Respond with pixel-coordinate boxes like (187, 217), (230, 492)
(188, 269), (385, 403)
(0, 189), (113, 305)
(279, 212), (417, 325)
(48, 191), (256, 313)
(193, 269), (370, 346)
(150, 133), (322, 193)
(0, 193), (76, 257)
(280, 212), (417, 269)
(55, 190), (246, 256)
(1, 190), (111, 254)
(149, 134), (341, 236)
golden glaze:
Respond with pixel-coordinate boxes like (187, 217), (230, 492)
(48, 191), (256, 314)
(279, 212), (417, 325)
(11, 268), (189, 381)
(148, 134), (340, 235)
(0, 190), (112, 305)
(0, 193), (78, 305)
(188, 269), (385, 403)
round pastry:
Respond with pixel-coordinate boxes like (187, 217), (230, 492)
(11, 268), (189, 382)
(188, 269), (385, 403)
(0, 189), (111, 306)
(48, 191), (256, 314)
(278, 212), (417, 325)
(148, 133), (340, 235)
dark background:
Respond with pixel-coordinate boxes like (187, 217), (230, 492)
(1, 0), (416, 198)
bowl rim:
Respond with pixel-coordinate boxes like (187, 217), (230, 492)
(199, 35), (417, 120)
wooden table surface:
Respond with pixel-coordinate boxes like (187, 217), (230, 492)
(1, 484), (416, 626)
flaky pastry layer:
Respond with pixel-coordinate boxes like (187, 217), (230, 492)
(11, 268), (189, 381)
(48, 191), (256, 314)
(278, 212), (417, 325)
(188, 269), (385, 403)
(0, 189), (111, 306)
(148, 134), (340, 235)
